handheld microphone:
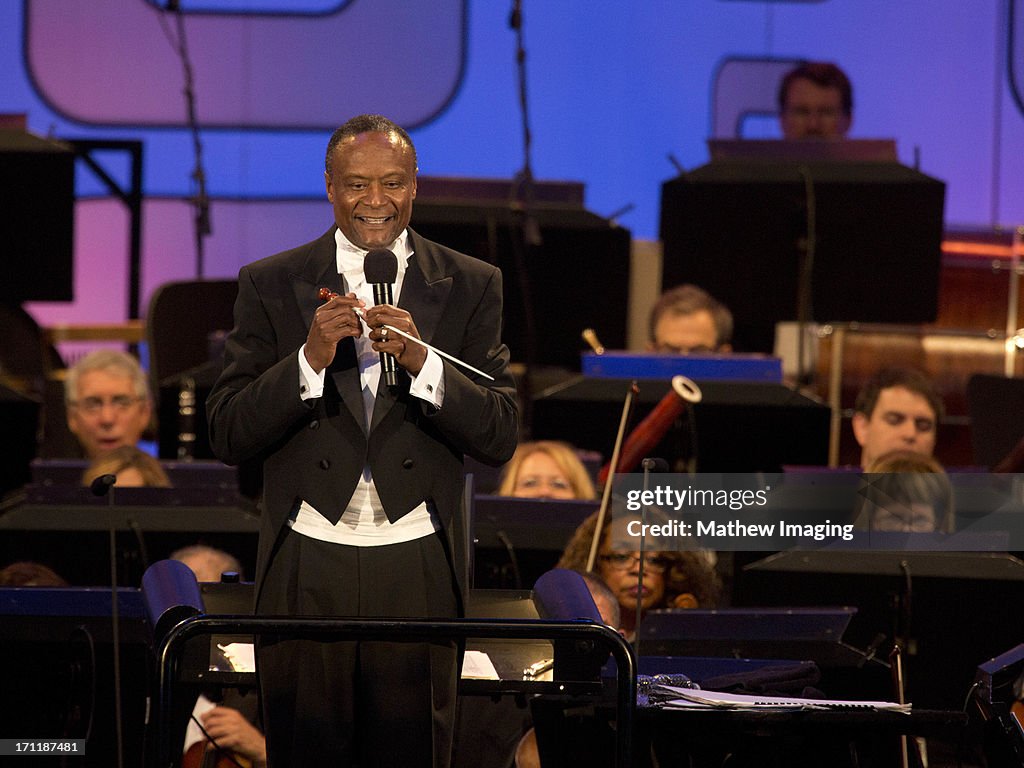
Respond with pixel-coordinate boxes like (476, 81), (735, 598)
(364, 248), (399, 387)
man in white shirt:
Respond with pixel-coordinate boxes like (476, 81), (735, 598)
(207, 114), (519, 767)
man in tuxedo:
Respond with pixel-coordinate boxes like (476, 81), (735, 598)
(207, 114), (519, 767)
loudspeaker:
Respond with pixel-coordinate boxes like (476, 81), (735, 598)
(0, 129), (74, 302)
(411, 201), (631, 370)
(0, 383), (40, 497)
(660, 161), (945, 353)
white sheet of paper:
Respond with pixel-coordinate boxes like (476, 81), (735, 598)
(461, 650), (500, 680)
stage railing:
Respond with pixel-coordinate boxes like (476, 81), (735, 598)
(156, 615), (636, 768)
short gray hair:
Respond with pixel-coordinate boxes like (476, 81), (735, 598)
(64, 349), (150, 407)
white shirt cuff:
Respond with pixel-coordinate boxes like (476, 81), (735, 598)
(298, 345), (325, 400)
(409, 349), (444, 409)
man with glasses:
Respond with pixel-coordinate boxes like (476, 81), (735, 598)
(65, 349), (152, 459)
(778, 61), (853, 140)
(647, 283), (733, 355)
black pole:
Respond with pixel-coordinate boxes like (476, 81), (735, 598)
(509, 0), (539, 435)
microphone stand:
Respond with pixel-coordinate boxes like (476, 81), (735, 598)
(164, 2), (211, 277)
(92, 474), (124, 768)
(1004, 225), (1022, 377)
(795, 166), (817, 387)
(634, 459), (659, 658)
(508, 0), (539, 435)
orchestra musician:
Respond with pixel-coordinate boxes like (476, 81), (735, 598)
(778, 61), (853, 140)
(64, 349), (153, 460)
(497, 440), (597, 500)
(557, 507), (721, 639)
(647, 284), (733, 355)
(174, 546), (266, 768)
(852, 367), (944, 469)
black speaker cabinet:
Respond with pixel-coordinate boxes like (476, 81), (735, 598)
(660, 160), (945, 353)
(0, 129), (74, 302)
(0, 383), (40, 497)
(411, 199), (631, 370)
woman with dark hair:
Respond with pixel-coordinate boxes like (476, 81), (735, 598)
(557, 508), (721, 638)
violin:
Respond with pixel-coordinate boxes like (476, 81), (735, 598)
(182, 740), (251, 768)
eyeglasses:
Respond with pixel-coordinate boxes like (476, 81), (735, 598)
(71, 395), (144, 415)
(599, 552), (673, 573)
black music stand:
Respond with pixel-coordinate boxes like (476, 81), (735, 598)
(471, 495), (599, 589)
(967, 374), (1024, 469)
(637, 607), (864, 667)
(531, 377), (829, 472)
(739, 550), (1024, 708)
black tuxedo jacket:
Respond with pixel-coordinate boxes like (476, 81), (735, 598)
(207, 227), (519, 603)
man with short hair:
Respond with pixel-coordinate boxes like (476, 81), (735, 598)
(852, 367), (943, 469)
(64, 349), (152, 459)
(207, 113), (518, 767)
(778, 61), (853, 140)
(172, 545), (267, 768)
(647, 283), (733, 355)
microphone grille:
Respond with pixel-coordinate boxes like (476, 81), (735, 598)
(90, 473), (117, 497)
(364, 249), (398, 283)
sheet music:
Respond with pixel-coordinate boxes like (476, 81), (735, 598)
(658, 686), (912, 712)
(460, 650), (500, 680)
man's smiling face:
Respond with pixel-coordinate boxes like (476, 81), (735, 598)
(325, 130), (417, 251)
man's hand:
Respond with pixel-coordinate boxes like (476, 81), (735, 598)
(364, 304), (427, 376)
(305, 292), (365, 372)
(201, 706), (267, 767)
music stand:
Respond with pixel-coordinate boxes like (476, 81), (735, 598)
(739, 551), (1024, 708)
(967, 374), (1024, 468)
(471, 496), (599, 589)
(531, 377), (830, 472)
(637, 607), (866, 668)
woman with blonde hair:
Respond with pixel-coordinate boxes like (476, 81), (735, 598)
(497, 440), (597, 500)
(82, 445), (171, 488)
(859, 449), (954, 533)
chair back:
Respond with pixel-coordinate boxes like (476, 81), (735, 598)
(145, 279), (237, 390)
